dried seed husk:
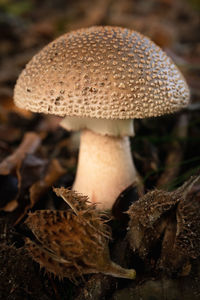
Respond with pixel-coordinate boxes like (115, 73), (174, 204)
(25, 188), (136, 281)
(127, 176), (200, 275)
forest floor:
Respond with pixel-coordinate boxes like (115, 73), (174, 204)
(0, 0), (200, 299)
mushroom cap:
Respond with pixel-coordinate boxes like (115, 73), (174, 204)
(14, 26), (190, 119)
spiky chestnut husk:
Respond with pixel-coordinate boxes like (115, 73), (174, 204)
(25, 188), (136, 281)
(127, 175), (200, 275)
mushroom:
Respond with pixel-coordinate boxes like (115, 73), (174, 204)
(14, 26), (190, 210)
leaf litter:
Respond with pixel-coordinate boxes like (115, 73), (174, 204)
(0, 0), (199, 299)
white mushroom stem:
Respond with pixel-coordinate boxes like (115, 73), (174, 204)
(60, 116), (134, 136)
(73, 129), (137, 210)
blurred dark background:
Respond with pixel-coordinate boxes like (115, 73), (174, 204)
(0, 0), (199, 98)
(0, 0), (200, 189)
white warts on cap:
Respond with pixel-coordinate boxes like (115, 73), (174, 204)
(14, 26), (190, 120)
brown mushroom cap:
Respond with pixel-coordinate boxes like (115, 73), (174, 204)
(14, 26), (190, 119)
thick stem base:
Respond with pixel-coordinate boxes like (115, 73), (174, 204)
(73, 129), (137, 210)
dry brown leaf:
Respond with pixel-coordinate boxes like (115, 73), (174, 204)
(14, 158), (65, 224)
(1, 154), (47, 215)
(3, 199), (18, 212)
(0, 132), (41, 175)
(30, 159), (66, 206)
(0, 96), (33, 119)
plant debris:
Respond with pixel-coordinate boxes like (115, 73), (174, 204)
(0, 0), (200, 298)
(0, 244), (53, 300)
(0, 132), (41, 176)
(127, 175), (200, 275)
(25, 188), (136, 281)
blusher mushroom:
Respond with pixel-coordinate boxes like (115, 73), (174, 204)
(14, 26), (190, 210)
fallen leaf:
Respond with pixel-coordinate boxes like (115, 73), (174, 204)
(30, 159), (66, 207)
(0, 154), (47, 215)
(0, 132), (41, 175)
(12, 154), (47, 221)
(0, 95), (33, 119)
(14, 158), (65, 224)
